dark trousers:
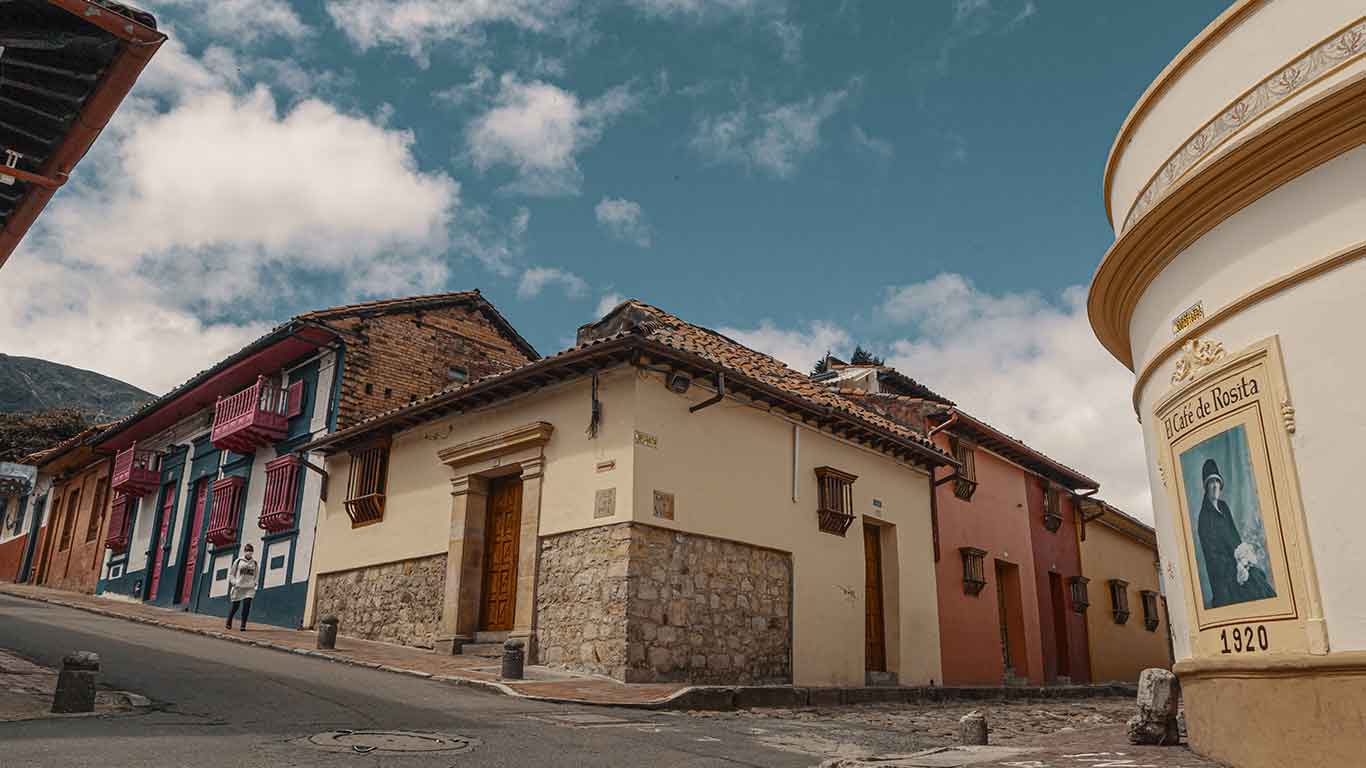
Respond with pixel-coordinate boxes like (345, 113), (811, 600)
(227, 597), (252, 628)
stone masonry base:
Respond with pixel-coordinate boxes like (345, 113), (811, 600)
(312, 554), (446, 649)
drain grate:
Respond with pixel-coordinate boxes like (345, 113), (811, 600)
(306, 730), (478, 755)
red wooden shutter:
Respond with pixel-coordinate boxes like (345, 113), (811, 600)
(287, 380), (305, 418)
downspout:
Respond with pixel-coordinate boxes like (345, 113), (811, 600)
(927, 411), (959, 440)
(689, 371), (725, 413)
(1073, 489), (1100, 541)
(791, 424), (800, 503)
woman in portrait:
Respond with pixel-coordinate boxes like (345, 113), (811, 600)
(1198, 459), (1247, 608)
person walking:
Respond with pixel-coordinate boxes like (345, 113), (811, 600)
(226, 543), (259, 631)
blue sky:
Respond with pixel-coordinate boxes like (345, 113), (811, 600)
(0, 0), (1231, 516)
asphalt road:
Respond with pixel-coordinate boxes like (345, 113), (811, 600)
(0, 594), (814, 768)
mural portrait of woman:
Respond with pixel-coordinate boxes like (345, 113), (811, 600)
(1179, 424), (1277, 609)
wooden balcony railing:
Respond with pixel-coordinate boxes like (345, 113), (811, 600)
(206, 476), (245, 547)
(211, 376), (293, 453)
(104, 493), (134, 552)
(258, 454), (300, 533)
(111, 443), (159, 497)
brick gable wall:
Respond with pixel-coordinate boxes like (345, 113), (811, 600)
(330, 304), (533, 430)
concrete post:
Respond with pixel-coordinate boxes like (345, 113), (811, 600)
(317, 616), (338, 650)
(51, 651), (99, 714)
(959, 711), (988, 745)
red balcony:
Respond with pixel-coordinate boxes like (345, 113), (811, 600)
(259, 454), (300, 533)
(211, 376), (290, 453)
(111, 443), (160, 497)
(105, 493), (134, 552)
(206, 476), (245, 547)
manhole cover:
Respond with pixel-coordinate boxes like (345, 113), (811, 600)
(306, 730), (478, 755)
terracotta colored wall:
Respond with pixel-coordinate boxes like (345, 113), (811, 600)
(0, 534), (28, 582)
(1027, 484), (1091, 683)
(932, 434), (1045, 685)
(332, 304), (534, 430)
(36, 461), (111, 595)
(1081, 520), (1170, 682)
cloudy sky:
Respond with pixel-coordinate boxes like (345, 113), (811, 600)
(0, 0), (1229, 519)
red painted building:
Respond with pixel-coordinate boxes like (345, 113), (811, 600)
(821, 363), (1099, 685)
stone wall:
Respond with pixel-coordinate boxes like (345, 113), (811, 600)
(535, 522), (792, 685)
(313, 554), (446, 649)
(535, 525), (630, 678)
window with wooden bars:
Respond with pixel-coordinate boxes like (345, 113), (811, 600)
(947, 436), (978, 501)
(1141, 590), (1160, 632)
(1068, 575), (1090, 613)
(85, 476), (109, 543)
(58, 488), (81, 551)
(1042, 484), (1063, 532)
(345, 442), (390, 527)
(814, 466), (856, 536)
(1109, 579), (1130, 624)
(959, 547), (987, 596)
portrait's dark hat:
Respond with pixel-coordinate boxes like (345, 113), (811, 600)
(1202, 459), (1223, 489)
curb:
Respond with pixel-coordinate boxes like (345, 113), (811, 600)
(2, 588), (1138, 711)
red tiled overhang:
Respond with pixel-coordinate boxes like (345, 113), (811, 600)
(947, 409), (1099, 491)
(0, 0), (167, 270)
(96, 325), (336, 453)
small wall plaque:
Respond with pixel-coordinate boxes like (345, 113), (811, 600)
(594, 488), (617, 518)
(634, 430), (659, 449)
(596, 459), (616, 473)
(1172, 301), (1204, 334)
(653, 490), (675, 520)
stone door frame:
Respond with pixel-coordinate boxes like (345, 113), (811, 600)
(434, 421), (553, 656)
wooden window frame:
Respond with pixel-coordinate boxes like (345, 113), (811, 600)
(345, 439), (390, 528)
(1068, 575), (1090, 613)
(85, 476), (109, 544)
(1042, 483), (1063, 532)
(1108, 578), (1130, 625)
(814, 466), (857, 536)
(947, 436), (978, 501)
(58, 488), (81, 551)
(959, 546), (988, 596)
(1141, 589), (1161, 632)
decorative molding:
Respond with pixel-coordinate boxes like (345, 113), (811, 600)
(1282, 398), (1297, 434)
(1157, 463), (1168, 488)
(1131, 241), (1366, 412)
(1090, 74), (1366, 371)
(1122, 16), (1366, 233)
(423, 423), (455, 441)
(1170, 338), (1227, 384)
(437, 421), (554, 469)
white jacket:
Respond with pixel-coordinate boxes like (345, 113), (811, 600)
(228, 556), (259, 602)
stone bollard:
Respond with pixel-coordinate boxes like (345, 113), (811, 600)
(51, 651), (100, 714)
(501, 638), (525, 680)
(317, 616), (339, 650)
(1127, 667), (1182, 746)
(959, 711), (988, 745)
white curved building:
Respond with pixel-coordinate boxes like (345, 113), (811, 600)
(1089, 3), (1366, 766)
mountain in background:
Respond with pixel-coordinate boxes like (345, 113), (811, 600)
(0, 354), (154, 420)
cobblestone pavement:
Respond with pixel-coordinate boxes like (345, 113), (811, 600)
(685, 698), (1228, 767)
(0, 648), (131, 722)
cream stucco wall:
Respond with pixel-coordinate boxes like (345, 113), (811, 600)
(630, 371), (942, 688)
(1107, 1), (1365, 230)
(1081, 521), (1169, 682)
(304, 368), (635, 626)
(1131, 147), (1366, 659)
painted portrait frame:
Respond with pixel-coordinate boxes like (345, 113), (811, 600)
(1152, 336), (1326, 658)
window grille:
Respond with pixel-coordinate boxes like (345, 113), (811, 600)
(814, 466), (857, 536)
(959, 547), (988, 596)
(1068, 575), (1090, 613)
(1042, 484), (1063, 532)
(86, 476), (109, 543)
(58, 489), (81, 551)
(1141, 590), (1161, 632)
(1109, 579), (1130, 625)
(948, 436), (978, 501)
(345, 442), (390, 527)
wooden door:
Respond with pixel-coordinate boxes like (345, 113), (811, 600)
(863, 524), (887, 672)
(178, 481), (209, 604)
(480, 478), (522, 632)
(1049, 571), (1071, 679)
(148, 488), (175, 600)
(996, 561), (1012, 672)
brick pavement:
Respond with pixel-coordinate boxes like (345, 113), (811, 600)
(0, 582), (686, 706)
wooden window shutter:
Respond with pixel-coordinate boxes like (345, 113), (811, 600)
(287, 380), (305, 418)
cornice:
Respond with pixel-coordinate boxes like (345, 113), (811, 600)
(1089, 72), (1366, 370)
(437, 421), (554, 469)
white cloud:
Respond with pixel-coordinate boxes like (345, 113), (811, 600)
(466, 74), (641, 196)
(880, 273), (1150, 520)
(151, 0), (311, 42)
(852, 125), (894, 160)
(594, 197), (652, 247)
(769, 19), (803, 63)
(517, 267), (588, 300)
(595, 292), (625, 317)
(718, 320), (851, 374)
(325, 0), (578, 65)
(691, 88), (849, 178)
(628, 0), (767, 15)
(435, 66), (495, 107)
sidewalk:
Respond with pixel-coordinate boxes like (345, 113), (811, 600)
(0, 582), (685, 707)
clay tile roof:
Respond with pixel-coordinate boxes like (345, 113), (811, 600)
(20, 421), (118, 466)
(305, 299), (954, 467)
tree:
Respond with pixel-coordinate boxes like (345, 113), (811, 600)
(0, 408), (90, 463)
(850, 345), (884, 366)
